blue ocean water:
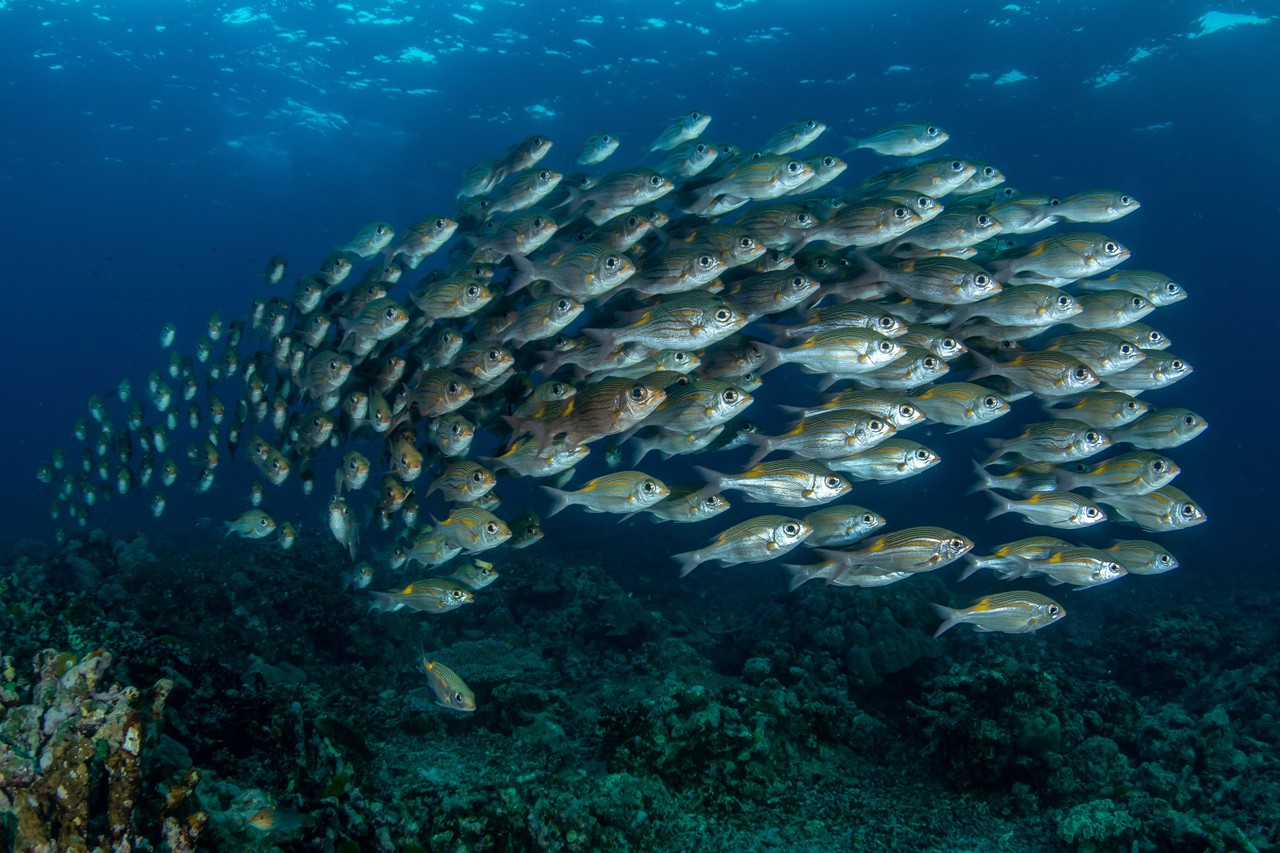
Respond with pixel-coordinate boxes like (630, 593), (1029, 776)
(3, 0), (1273, 572)
(2, 2), (1280, 849)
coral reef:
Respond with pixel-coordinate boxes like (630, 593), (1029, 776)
(0, 533), (1276, 851)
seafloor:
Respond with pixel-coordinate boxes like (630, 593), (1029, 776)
(0, 530), (1273, 852)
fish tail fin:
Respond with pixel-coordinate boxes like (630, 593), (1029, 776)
(967, 349), (996, 382)
(784, 563), (824, 591)
(956, 555), (983, 582)
(743, 432), (774, 468)
(540, 485), (573, 518)
(580, 326), (618, 351)
(673, 549), (704, 578)
(931, 603), (961, 637)
(366, 590), (399, 614)
(983, 439), (1007, 466)
(222, 522), (233, 539)
(508, 253), (537, 294)
(852, 250), (890, 282)
(814, 373), (842, 394)
(690, 465), (725, 504)
(630, 437), (653, 466)
(982, 488), (1012, 520)
(752, 342), (785, 376)
(841, 135), (862, 154)
(965, 460), (992, 495)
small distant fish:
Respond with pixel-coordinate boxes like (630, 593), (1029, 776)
(932, 591), (1066, 637)
(420, 658), (476, 712)
(542, 470), (670, 516)
(845, 121), (948, 157)
(576, 132), (621, 165)
(264, 254), (287, 286)
(674, 514), (812, 577)
(649, 111), (712, 153)
(224, 509), (276, 540)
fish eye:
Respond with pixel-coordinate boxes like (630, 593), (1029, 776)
(1072, 367), (1090, 381)
(1086, 431), (1100, 443)
(975, 275), (990, 286)
(1119, 344), (1134, 355)
(915, 449), (932, 461)
(1105, 242), (1120, 254)
(878, 317), (895, 329)
(471, 471), (485, 482)
(649, 175), (664, 187)
(714, 308), (732, 323)
(787, 161), (802, 174)
(605, 257), (620, 270)
(488, 350), (501, 361)
(823, 156), (836, 167)
(783, 523), (800, 536)
(949, 538), (964, 550)
(878, 341), (894, 353)
(870, 419), (885, 432)
(926, 126), (939, 136)
(805, 119), (817, 128)
(1172, 359), (1185, 370)
(556, 299), (571, 311)
(699, 255), (715, 268)
(1130, 297), (1144, 308)
(1166, 283), (1179, 293)
(1182, 415), (1197, 426)
(271, 460), (282, 471)
(642, 481), (657, 493)
(533, 136), (545, 146)
(601, 134), (612, 143)
(1085, 507), (1100, 518)
(1180, 503), (1197, 517)
(384, 308), (398, 320)
(532, 217), (545, 229)
(1153, 460), (1168, 472)
(899, 405), (916, 418)
(893, 207), (910, 220)
(739, 237), (753, 249)
(723, 389), (739, 403)
(486, 522), (499, 534)
(447, 382), (461, 394)
(452, 424), (464, 436)
(824, 476), (841, 488)
(696, 144), (708, 154)
(626, 215), (641, 227)
(982, 166), (996, 177)
(977, 214), (991, 226)
(328, 360), (339, 371)
(691, 112), (701, 120)
(862, 514), (876, 524)
(453, 691), (465, 704)
(466, 285), (480, 298)
(629, 386), (646, 401)
(538, 170), (551, 180)
(790, 275), (807, 289)
(924, 357), (939, 369)
(949, 160), (964, 171)
(673, 352), (689, 363)
(1120, 195), (1132, 204)
(1057, 296), (1073, 308)
(1159, 554), (1172, 565)
(797, 212), (813, 225)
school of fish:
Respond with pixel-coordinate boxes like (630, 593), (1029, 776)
(36, 111), (1208, 705)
